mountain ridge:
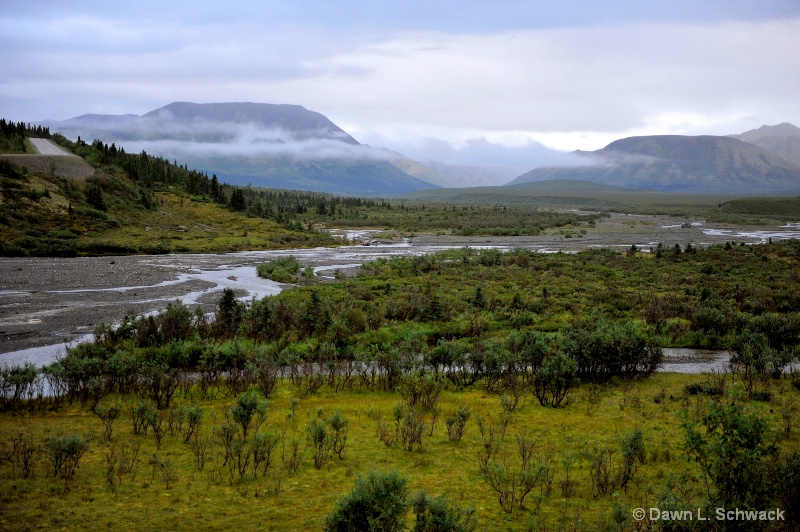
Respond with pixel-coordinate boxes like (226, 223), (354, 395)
(729, 122), (800, 167)
(42, 102), (438, 196)
(508, 132), (800, 195)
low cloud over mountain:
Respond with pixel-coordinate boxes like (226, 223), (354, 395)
(508, 130), (800, 195)
(44, 102), (438, 196)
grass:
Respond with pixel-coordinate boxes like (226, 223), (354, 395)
(2, 374), (798, 530)
(98, 192), (334, 254)
(0, 159), (337, 256)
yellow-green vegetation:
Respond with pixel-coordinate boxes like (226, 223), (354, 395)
(299, 200), (605, 236)
(94, 192), (334, 254)
(2, 241), (800, 529)
(0, 144), (337, 256)
(1, 375), (799, 530)
(257, 256), (302, 283)
(709, 197), (800, 225)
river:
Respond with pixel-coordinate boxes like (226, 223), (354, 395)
(2, 214), (800, 372)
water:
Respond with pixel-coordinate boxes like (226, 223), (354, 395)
(3, 217), (799, 371)
(660, 348), (731, 374)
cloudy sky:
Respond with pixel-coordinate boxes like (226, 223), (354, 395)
(2, 0), (799, 174)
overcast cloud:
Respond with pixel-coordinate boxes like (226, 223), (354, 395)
(1, 0), (798, 175)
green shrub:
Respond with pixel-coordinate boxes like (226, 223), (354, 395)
(533, 352), (579, 407)
(411, 491), (477, 532)
(257, 256), (300, 283)
(46, 433), (90, 480)
(325, 470), (409, 531)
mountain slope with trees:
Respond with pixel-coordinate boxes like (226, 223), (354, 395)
(0, 121), (342, 256)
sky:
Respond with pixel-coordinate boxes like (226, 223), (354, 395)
(2, 0), (799, 177)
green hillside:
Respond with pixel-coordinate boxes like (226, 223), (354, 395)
(0, 124), (338, 256)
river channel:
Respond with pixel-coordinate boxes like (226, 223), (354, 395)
(2, 213), (800, 372)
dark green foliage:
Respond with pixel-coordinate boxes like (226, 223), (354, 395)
(85, 182), (107, 211)
(46, 433), (90, 480)
(229, 188), (246, 211)
(256, 256), (300, 283)
(411, 491), (478, 532)
(618, 428), (645, 491)
(681, 385), (777, 510)
(533, 352), (579, 407)
(230, 389), (267, 440)
(215, 288), (243, 339)
(771, 451), (800, 526)
(470, 285), (486, 309)
(0, 119), (49, 152)
(93, 400), (122, 441)
(325, 470), (409, 532)
(560, 319), (663, 381)
(0, 362), (38, 410)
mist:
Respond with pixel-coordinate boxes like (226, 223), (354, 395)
(48, 115), (386, 161)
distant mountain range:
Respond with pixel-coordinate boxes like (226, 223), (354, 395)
(508, 125), (800, 195)
(43, 102), (800, 196)
(729, 122), (800, 168)
(43, 102), (438, 196)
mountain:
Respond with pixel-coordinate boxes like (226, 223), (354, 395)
(508, 135), (800, 195)
(379, 148), (461, 188)
(43, 102), (438, 196)
(730, 123), (800, 168)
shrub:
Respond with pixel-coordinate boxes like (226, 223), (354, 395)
(445, 405), (471, 442)
(230, 389), (267, 440)
(533, 352), (579, 407)
(93, 400), (122, 441)
(257, 256), (300, 283)
(411, 491), (478, 532)
(307, 417), (332, 470)
(681, 384), (776, 509)
(325, 470), (409, 532)
(46, 433), (90, 480)
(771, 451), (800, 525)
(0, 362), (38, 410)
(131, 399), (156, 436)
(618, 428), (645, 491)
(482, 458), (543, 514)
(329, 410), (349, 460)
(394, 404), (425, 452)
(182, 404), (203, 443)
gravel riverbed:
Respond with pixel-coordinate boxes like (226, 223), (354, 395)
(2, 213), (799, 362)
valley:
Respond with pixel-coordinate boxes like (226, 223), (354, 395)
(3, 212), (799, 359)
(2, 114), (800, 531)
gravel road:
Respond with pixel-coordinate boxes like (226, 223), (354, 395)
(0, 138), (95, 179)
(29, 138), (74, 156)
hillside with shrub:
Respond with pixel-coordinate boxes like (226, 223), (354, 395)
(0, 122), (341, 256)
